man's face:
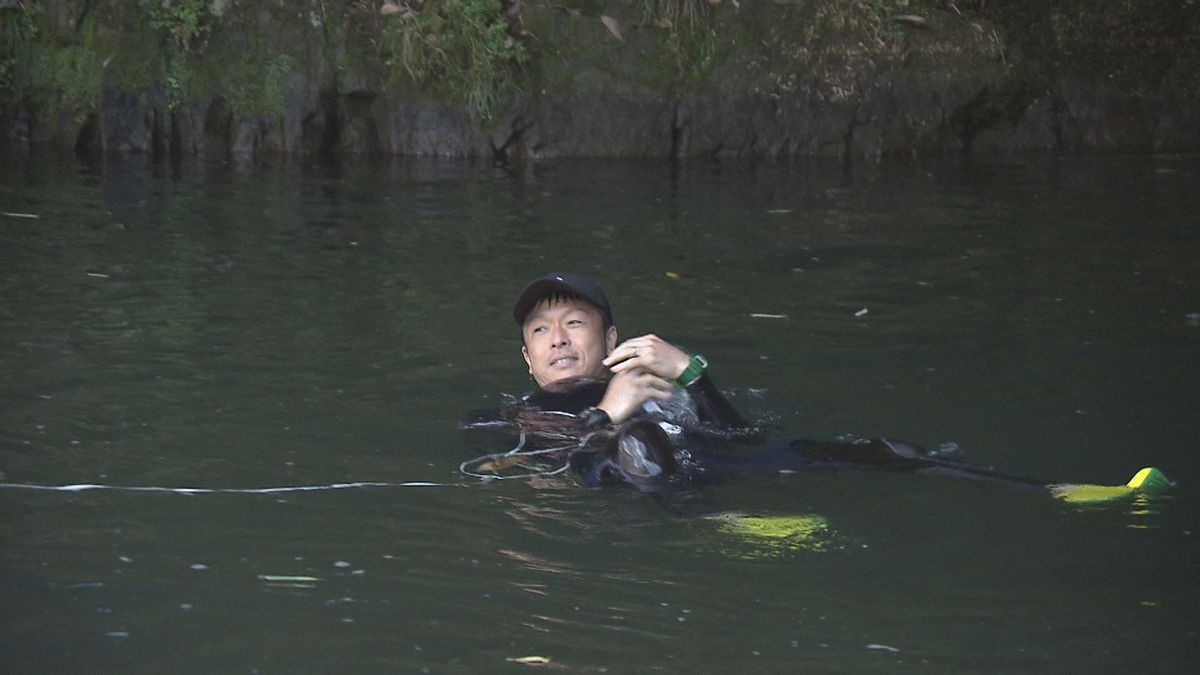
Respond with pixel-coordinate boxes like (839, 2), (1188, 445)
(521, 296), (617, 388)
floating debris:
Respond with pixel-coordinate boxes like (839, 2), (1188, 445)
(854, 308), (869, 317)
(259, 575), (320, 583)
(892, 14), (928, 27)
(749, 313), (787, 319)
(866, 643), (901, 653)
(766, 209), (792, 214)
(478, 455), (534, 473)
(507, 656), (551, 666)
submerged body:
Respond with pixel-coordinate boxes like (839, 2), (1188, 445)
(487, 273), (1170, 503)
(461, 378), (1171, 502)
(468, 378), (1027, 490)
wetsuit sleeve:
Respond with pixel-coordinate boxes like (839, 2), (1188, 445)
(685, 372), (749, 431)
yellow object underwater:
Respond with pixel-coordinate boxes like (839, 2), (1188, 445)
(1048, 467), (1173, 504)
(709, 512), (836, 557)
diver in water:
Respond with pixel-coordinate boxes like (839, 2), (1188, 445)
(463, 271), (751, 487)
(461, 272), (1170, 502)
(510, 272), (747, 434)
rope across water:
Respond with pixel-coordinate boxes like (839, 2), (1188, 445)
(0, 481), (451, 494)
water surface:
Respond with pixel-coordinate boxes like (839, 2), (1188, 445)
(2, 153), (1198, 673)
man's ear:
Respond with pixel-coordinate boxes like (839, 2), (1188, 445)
(521, 345), (532, 374)
(605, 325), (618, 354)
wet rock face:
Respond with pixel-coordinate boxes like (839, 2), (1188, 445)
(3, 1), (1196, 160)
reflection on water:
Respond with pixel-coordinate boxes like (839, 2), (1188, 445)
(2, 154), (1198, 672)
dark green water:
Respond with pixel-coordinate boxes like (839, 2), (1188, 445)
(2, 154), (1198, 673)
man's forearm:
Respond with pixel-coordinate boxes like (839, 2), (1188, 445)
(686, 372), (749, 430)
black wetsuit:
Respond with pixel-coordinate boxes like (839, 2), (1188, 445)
(464, 375), (1047, 492)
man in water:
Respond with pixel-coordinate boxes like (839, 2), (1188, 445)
(481, 272), (1170, 500)
(511, 271), (747, 432)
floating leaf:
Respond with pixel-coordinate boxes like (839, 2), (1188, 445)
(665, 271), (680, 279)
(477, 455), (532, 473)
(599, 15), (623, 41)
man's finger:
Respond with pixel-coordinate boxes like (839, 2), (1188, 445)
(643, 374), (674, 392)
(603, 344), (638, 367)
(647, 386), (673, 401)
(607, 345), (649, 370)
(607, 355), (640, 372)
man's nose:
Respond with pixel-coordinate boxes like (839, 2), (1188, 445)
(549, 323), (570, 346)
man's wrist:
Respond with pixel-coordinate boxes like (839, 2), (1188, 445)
(675, 353), (709, 387)
(579, 406), (612, 429)
(669, 351), (691, 380)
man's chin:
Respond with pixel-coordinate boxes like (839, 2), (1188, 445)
(539, 367), (602, 388)
(544, 369), (583, 385)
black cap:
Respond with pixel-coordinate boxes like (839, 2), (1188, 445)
(513, 272), (613, 327)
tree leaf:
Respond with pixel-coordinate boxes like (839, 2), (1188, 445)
(599, 15), (623, 41)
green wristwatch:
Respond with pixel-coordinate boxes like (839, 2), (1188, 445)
(675, 353), (708, 387)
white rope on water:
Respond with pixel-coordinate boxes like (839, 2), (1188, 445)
(458, 429), (601, 481)
(1, 422), (595, 492)
(0, 481), (451, 494)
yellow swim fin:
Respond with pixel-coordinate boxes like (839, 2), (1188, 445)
(707, 512), (835, 557)
(1048, 467), (1173, 504)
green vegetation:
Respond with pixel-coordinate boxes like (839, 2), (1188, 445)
(2, 0), (1194, 155)
(378, 0), (529, 120)
(990, 0), (1200, 96)
(0, 3), (39, 93)
(2, 3), (103, 121)
(224, 52), (293, 118)
(149, 0), (211, 51)
(635, 0), (725, 88)
(149, 0), (211, 111)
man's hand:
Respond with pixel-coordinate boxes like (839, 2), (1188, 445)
(596, 367), (674, 424)
(603, 334), (690, 381)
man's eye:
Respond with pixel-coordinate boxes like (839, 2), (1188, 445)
(531, 326), (547, 334)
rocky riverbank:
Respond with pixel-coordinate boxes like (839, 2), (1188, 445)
(3, 1), (1197, 160)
